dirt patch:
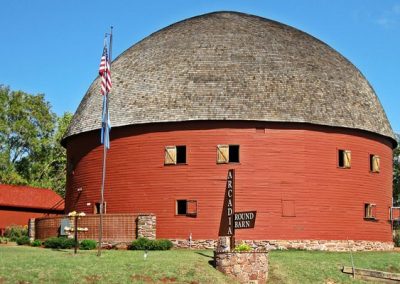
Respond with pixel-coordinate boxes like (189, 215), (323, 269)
(325, 279), (338, 284)
(159, 277), (176, 283)
(131, 274), (154, 283)
(84, 275), (101, 284)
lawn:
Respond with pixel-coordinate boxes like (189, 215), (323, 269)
(0, 245), (400, 283)
(0, 246), (234, 284)
(269, 250), (400, 283)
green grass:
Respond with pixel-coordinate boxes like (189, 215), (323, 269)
(0, 246), (235, 283)
(269, 250), (400, 283)
(0, 246), (400, 283)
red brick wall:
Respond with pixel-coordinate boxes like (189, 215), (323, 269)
(64, 121), (394, 242)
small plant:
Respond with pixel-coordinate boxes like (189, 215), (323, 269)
(129, 238), (173, 250)
(79, 239), (97, 250)
(31, 240), (42, 247)
(0, 237), (9, 244)
(394, 231), (400, 247)
(4, 225), (28, 242)
(234, 242), (252, 252)
(43, 237), (76, 249)
(16, 236), (31, 246)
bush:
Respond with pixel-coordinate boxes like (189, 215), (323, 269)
(31, 240), (42, 247)
(394, 231), (400, 247)
(16, 236), (31, 246)
(43, 237), (76, 249)
(129, 238), (173, 250)
(79, 239), (97, 250)
(0, 237), (9, 244)
(4, 225), (28, 242)
(234, 242), (252, 252)
(154, 239), (173, 250)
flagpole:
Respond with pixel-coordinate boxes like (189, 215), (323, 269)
(97, 28), (112, 257)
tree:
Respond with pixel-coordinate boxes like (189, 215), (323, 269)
(0, 85), (72, 197)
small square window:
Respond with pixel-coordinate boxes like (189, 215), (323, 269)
(229, 145), (240, 163)
(176, 146), (186, 164)
(176, 200), (197, 217)
(338, 149), (351, 168)
(94, 202), (107, 214)
(370, 155), (380, 173)
(165, 145), (186, 165)
(364, 203), (376, 220)
(217, 145), (240, 164)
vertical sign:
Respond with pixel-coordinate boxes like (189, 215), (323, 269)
(219, 169), (235, 238)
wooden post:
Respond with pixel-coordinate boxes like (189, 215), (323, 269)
(74, 215), (78, 254)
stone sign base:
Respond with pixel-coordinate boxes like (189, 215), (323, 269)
(214, 251), (269, 283)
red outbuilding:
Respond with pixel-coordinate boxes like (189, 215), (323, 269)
(0, 184), (64, 235)
(62, 12), (397, 250)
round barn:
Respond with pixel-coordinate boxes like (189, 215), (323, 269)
(63, 12), (397, 250)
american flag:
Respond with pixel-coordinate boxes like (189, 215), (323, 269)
(99, 45), (112, 95)
(99, 41), (112, 149)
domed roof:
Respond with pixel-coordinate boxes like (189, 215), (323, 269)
(64, 11), (395, 143)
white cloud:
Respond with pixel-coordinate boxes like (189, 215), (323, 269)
(375, 4), (400, 28)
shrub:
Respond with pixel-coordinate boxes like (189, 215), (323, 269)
(16, 236), (31, 246)
(43, 237), (76, 249)
(79, 239), (97, 250)
(394, 231), (400, 247)
(129, 238), (173, 250)
(31, 240), (42, 247)
(0, 237), (9, 244)
(154, 239), (173, 250)
(4, 225), (28, 242)
(234, 242), (252, 252)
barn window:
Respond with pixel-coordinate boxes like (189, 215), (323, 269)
(164, 145), (186, 165)
(338, 149), (351, 168)
(364, 203), (376, 220)
(176, 200), (197, 217)
(217, 145), (240, 164)
(94, 202), (107, 214)
(370, 155), (380, 173)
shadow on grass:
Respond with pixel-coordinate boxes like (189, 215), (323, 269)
(194, 252), (216, 268)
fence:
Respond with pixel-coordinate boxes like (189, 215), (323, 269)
(32, 213), (156, 242)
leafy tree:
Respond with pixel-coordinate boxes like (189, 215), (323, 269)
(0, 85), (72, 197)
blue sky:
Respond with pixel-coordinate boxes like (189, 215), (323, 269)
(1, 0), (399, 133)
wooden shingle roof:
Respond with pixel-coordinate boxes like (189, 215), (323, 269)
(0, 184), (64, 211)
(63, 12), (395, 144)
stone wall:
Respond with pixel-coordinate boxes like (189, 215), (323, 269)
(243, 240), (394, 251)
(214, 251), (269, 283)
(170, 239), (217, 249)
(28, 218), (35, 241)
(137, 214), (156, 240)
(171, 239), (394, 251)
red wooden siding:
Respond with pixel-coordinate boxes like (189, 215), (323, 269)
(0, 209), (60, 232)
(65, 121), (393, 242)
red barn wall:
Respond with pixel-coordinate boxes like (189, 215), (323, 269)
(0, 209), (59, 231)
(65, 121), (393, 242)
